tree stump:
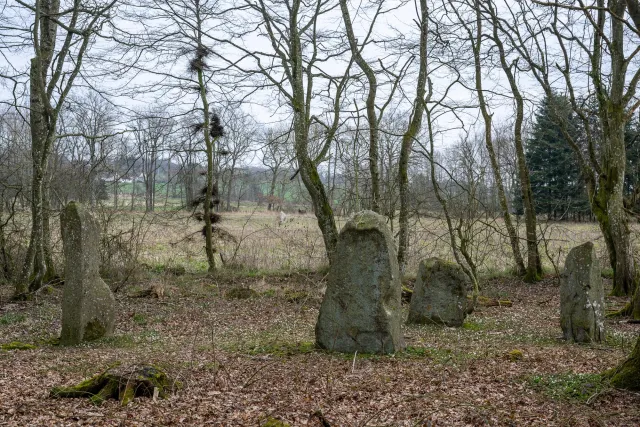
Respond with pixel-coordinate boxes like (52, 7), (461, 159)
(50, 365), (179, 405)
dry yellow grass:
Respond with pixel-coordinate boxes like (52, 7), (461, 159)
(3, 205), (631, 279)
(106, 208), (623, 278)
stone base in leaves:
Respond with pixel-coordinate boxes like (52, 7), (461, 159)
(50, 365), (179, 405)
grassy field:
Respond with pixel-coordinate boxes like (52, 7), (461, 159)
(87, 207), (614, 279)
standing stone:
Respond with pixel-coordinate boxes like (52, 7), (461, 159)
(60, 202), (116, 345)
(560, 242), (605, 343)
(408, 258), (469, 327)
(315, 210), (404, 354)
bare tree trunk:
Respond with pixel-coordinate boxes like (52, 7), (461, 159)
(17, 57), (53, 296)
(339, 0), (381, 213)
(472, 3), (525, 276)
(595, 124), (635, 296)
(114, 179), (119, 208)
(290, 0), (339, 262)
(487, 3), (539, 280)
(130, 177), (136, 211)
(397, 0), (429, 271)
(268, 166), (279, 211)
(226, 158), (236, 211)
(42, 177), (56, 281)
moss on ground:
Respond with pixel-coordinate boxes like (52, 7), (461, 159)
(1, 341), (37, 351)
(508, 349), (524, 361)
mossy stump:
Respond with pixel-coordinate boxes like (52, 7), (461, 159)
(606, 338), (640, 391)
(50, 365), (178, 405)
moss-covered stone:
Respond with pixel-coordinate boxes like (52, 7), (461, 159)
(408, 258), (470, 327)
(316, 210), (404, 354)
(508, 349), (524, 361)
(60, 202), (116, 345)
(83, 319), (108, 341)
(263, 417), (290, 427)
(50, 364), (180, 405)
(1, 341), (37, 351)
(225, 287), (258, 299)
(560, 242), (605, 343)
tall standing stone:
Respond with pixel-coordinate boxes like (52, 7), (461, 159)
(60, 202), (115, 345)
(560, 242), (605, 343)
(315, 210), (404, 354)
(408, 258), (470, 327)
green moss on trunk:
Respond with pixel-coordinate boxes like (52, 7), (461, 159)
(606, 338), (640, 391)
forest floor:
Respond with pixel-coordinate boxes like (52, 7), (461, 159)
(1, 271), (639, 426)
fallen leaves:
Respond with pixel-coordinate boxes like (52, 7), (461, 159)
(0, 274), (638, 426)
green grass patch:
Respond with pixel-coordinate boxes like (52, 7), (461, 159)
(283, 290), (309, 303)
(462, 320), (484, 331)
(133, 313), (148, 326)
(527, 372), (606, 402)
(0, 313), (27, 325)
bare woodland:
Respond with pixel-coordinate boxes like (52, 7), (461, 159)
(1, 0), (640, 424)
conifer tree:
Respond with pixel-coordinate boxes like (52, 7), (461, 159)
(525, 94), (589, 220)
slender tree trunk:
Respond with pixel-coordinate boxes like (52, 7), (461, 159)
(130, 177), (136, 211)
(289, 0), (339, 262)
(339, 0), (380, 213)
(42, 177), (56, 282)
(473, 5), (525, 276)
(114, 179), (119, 208)
(164, 157), (171, 208)
(226, 159), (236, 211)
(488, 6), (540, 280)
(268, 167), (279, 211)
(397, 0), (429, 270)
(88, 141), (96, 207)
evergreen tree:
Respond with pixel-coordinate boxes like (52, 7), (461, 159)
(624, 118), (640, 212)
(525, 94), (590, 220)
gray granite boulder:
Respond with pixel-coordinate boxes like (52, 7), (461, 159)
(560, 242), (605, 343)
(60, 202), (116, 345)
(315, 210), (404, 354)
(408, 258), (469, 327)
